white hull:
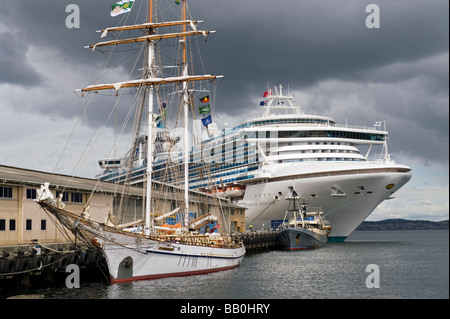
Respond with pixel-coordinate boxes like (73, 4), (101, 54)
(89, 226), (245, 283)
(36, 200), (245, 284)
(238, 161), (412, 240)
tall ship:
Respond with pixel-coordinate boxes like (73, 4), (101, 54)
(36, 0), (245, 283)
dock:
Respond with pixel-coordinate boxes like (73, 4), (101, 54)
(0, 242), (108, 292)
(1, 230), (280, 293)
(232, 231), (279, 253)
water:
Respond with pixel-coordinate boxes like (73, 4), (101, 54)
(3, 230), (448, 299)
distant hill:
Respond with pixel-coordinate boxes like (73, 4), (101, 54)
(356, 219), (449, 231)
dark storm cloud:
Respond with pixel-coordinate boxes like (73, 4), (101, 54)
(1, 0), (448, 164)
(191, 0), (448, 109)
(191, 0), (449, 164)
(3, 1), (112, 64)
(0, 26), (42, 85)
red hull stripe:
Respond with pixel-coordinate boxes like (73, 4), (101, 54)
(110, 264), (240, 284)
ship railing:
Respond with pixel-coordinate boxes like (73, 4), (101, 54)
(364, 158), (397, 165)
(305, 207), (323, 213)
(332, 123), (383, 132)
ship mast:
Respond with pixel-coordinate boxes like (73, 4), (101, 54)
(145, 0), (155, 235)
(77, 0), (222, 233)
(181, 0), (190, 227)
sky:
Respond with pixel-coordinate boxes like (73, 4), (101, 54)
(0, 0), (448, 221)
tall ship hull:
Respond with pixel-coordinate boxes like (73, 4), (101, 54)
(102, 237), (245, 283)
(37, 198), (244, 284)
(99, 86), (411, 241)
(104, 241), (245, 283)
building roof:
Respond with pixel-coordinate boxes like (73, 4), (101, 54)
(0, 164), (140, 196)
(0, 165), (245, 209)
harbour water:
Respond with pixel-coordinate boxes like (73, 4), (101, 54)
(2, 230), (448, 299)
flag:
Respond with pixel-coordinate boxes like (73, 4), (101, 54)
(111, 0), (135, 17)
(374, 121), (382, 127)
(259, 101), (265, 106)
(199, 104), (211, 115)
(155, 110), (166, 122)
(201, 114), (212, 126)
(199, 95), (209, 103)
(262, 90), (272, 98)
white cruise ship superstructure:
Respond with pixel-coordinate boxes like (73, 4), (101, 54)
(98, 85), (412, 241)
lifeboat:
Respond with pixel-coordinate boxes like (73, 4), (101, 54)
(210, 188), (226, 198)
(157, 223), (182, 235)
(225, 186), (245, 197)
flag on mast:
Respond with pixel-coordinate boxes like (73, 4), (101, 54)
(201, 114), (212, 126)
(111, 0), (135, 17)
(199, 104), (211, 115)
(199, 95), (209, 103)
(263, 90), (273, 98)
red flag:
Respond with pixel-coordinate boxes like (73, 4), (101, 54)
(200, 95), (209, 103)
(263, 91), (268, 98)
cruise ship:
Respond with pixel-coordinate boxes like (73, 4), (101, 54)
(98, 85), (412, 241)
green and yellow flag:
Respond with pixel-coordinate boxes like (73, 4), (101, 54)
(111, 0), (135, 17)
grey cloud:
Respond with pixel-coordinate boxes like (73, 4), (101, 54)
(1, 0), (448, 165)
(0, 32), (42, 86)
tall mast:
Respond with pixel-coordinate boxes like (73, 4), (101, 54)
(181, 0), (190, 227)
(145, 0), (155, 235)
(78, 1), (222, 232)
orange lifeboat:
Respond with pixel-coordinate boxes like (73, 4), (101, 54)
(210, 188), (226, 198)
(225, 186), (245, 197)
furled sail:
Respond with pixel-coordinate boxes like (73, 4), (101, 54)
(77, 75), (223, 92)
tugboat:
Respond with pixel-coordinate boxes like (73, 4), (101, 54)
(277, 187), (331, 250)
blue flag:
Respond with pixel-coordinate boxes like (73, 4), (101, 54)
(201, 114), (212, 126)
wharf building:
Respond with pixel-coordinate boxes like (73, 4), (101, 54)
(0, 165), (245, 247)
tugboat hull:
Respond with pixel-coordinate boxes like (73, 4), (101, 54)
(277, 228), (327, 250)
